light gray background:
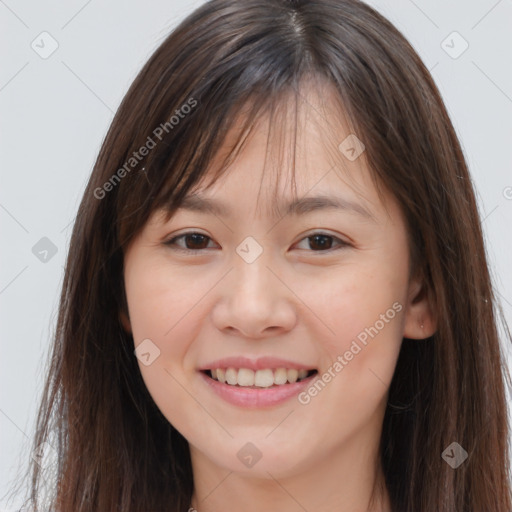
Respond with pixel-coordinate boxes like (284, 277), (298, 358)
(1, 0), (511, 509)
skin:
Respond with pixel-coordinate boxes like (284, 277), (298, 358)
(122, 82), (436, 512)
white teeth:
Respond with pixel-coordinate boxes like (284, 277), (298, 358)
(298, 369), (308, 380)
(209, 367), (313, 387)
(254, 369), (274, 387)
(287, 369), (298, 383)
(225, 367), (238, 385)
(274, 368), (288, 385)
(216, 368), (226, 383)
(237, 368), (255, 386)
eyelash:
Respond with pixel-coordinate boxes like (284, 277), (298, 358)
(163, 231), (350, 254)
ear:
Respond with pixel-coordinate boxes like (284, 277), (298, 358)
(119, 310), (132, 334)
(403, 273), (437, 339)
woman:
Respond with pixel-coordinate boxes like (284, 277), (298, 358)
(9, 0), (512, 510)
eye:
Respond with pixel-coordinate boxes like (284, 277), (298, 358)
(164, 231), (349, 254)
(294, 232), (349, 252)
(164, 232), (217, 252)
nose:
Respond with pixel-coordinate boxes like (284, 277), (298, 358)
(211, 249), (297, 339)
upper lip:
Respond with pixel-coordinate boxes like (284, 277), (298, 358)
(198, 356), (316, 371)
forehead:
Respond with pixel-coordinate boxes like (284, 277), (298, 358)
(175, 189), (377, 224)
(184, 81), (382, 220)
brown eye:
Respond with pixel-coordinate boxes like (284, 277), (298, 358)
(295, 233), (349, 252)
(164, 231), (349, 254)
(307, 234), (334, 251)
(165, 232), (215, 252)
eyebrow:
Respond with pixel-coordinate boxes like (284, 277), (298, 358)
(176, 193), (375, 221)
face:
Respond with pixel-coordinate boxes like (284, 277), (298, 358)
(122, 84), (432, 482)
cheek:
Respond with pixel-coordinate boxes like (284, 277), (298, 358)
(305, 262), (405, 343)
(124, 258), (209, 367)
(126, 255), (193, 328)
(124, 258), (211, 429)
(298, 255), (407, 394)
(297, 275), (405, 434)
(125, 267), (175, 341)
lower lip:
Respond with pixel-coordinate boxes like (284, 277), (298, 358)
(199, 371), (317, 408)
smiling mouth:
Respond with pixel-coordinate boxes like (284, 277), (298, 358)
(201, 368), (318, 388)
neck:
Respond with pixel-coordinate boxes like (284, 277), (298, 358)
(189, 468), (390, 512)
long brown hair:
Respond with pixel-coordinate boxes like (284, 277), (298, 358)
(7, 0), (511, 510)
